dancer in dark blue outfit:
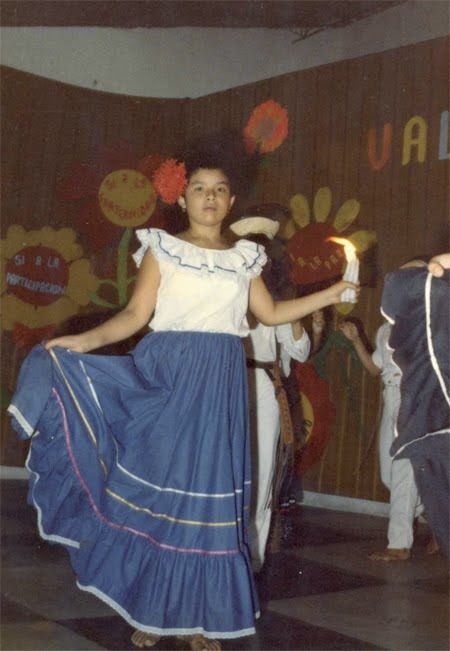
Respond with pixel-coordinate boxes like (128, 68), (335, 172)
(8, 143), (358, 650)
(381, 253), (450, 558)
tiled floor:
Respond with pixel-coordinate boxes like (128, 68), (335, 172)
(1, 479), (448, 651)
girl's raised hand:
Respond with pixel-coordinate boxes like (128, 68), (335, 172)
(312, 310), (325, 335)
(328, 280), (360, 304)
(428, 253), (450, 277)
(339, 321), (359, 341)
(45, 334), (91, 353)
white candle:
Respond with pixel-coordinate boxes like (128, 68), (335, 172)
(341, 243), (359, 303)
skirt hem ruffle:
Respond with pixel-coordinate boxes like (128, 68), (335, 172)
(77, 582), (259, 639)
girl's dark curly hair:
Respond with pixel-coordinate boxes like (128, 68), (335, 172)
(180, 129), (258, 197)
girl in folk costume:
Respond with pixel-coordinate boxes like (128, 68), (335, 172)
(8, 135), (359, 650)
(229, 208), (325, 572)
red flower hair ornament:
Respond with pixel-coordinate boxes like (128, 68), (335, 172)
(153, 159), (187, 204)
(243, 100), (289, 155)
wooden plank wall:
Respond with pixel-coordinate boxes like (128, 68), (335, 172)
(184, 37), (449, 500)
(0, 67), (187, 465)
(1, 37), (448, 503)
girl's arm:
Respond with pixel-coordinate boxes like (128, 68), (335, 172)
(249, 275), (359, 326)
(290, 320), (304, 341)
(338, 321), (381, 377)
(45, 250), (161, 353)
(275, 322), (310, 363)
(428, 253), (450, 277)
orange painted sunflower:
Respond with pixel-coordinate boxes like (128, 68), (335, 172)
(243, 100), (289, 155)
(284, 187), (377, 314)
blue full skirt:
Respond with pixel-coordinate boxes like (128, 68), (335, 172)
(11, 331), (259, 638)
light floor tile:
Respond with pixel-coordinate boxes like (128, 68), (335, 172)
(2, 566), (113, 620)
(285, 540), (448, 583)
(1, 621), (107, 651)
(267, 582), (449, 651)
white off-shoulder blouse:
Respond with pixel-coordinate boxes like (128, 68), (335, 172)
(133, 228), (267, 337)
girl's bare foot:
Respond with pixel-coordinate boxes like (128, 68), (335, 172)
(368, 547), (410, 561)
(177, 634), (222, 651)
(131, 630), (161, 648)
(426, 534), (440, 555)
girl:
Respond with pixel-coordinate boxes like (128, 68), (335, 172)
(338, 319), (422, 561)
(8, 145), (359, 651)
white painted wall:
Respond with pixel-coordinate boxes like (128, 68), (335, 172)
(0, 1), (448, 98)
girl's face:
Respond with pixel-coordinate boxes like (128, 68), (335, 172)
(178, 168), (235, 228)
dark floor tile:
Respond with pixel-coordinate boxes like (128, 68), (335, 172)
(1, 479), (36, 528)
(222, 610), (382, 650)
(0, 595), (49, 624)
(1, 528), (40, 544)
(256, 554), (384, 601)
(271, 509), (384, 550)
(0, 479), (69, 569)
(413, 573), (450, 594)
(1, 537), (69, 567)
(0, 501), (34, 520)
(1, 479), (29, 502)
(56, 611), (381, 651)
(64, 615), (181, 651)
(57, 615), (216, 651)
(1, 496), (34, 521)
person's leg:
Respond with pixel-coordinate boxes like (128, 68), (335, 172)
(425, 533), (440, 555)
(411, 437), (449, 558)
(387, 457), (422, 549)
(369, 457), (421, 561)
(369, 386), (407, 561)
(249, 371), (280, 571)
(377, 386), (400, 490)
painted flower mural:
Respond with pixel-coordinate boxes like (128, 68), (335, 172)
(98, 169), (157, 228)
(243, 100), (289, 155)
(269, 187), (378, 475)
(59, 142), (175, 309)
(58, 142), (163, 250)
(1, 225), (99, 347)
(283, 186), (377, 314)
(59, 142), (166, 251)
(295, 362), (336, 476)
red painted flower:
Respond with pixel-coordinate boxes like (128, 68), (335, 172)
(153, 159), (187, 204)
(58, 142), (164, 251)
(287, 223), (346, 285)
(294, 362), (336, 476)
(243, 100), (289, 154)
(282, 187), (376, 315)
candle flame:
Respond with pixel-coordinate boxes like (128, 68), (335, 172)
(327, 236), (356, 261)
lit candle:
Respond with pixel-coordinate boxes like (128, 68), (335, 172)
(328, 237), (359, 303)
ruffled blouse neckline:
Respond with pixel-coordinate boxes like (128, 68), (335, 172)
(133, 228), (267, 279)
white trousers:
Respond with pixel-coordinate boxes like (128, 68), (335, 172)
(379, 385), (423, 549)
(247, 368), (280, 570)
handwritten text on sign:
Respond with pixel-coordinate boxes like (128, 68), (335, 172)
(6, 246), (69, 306)
(98, 169), (157, 227)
